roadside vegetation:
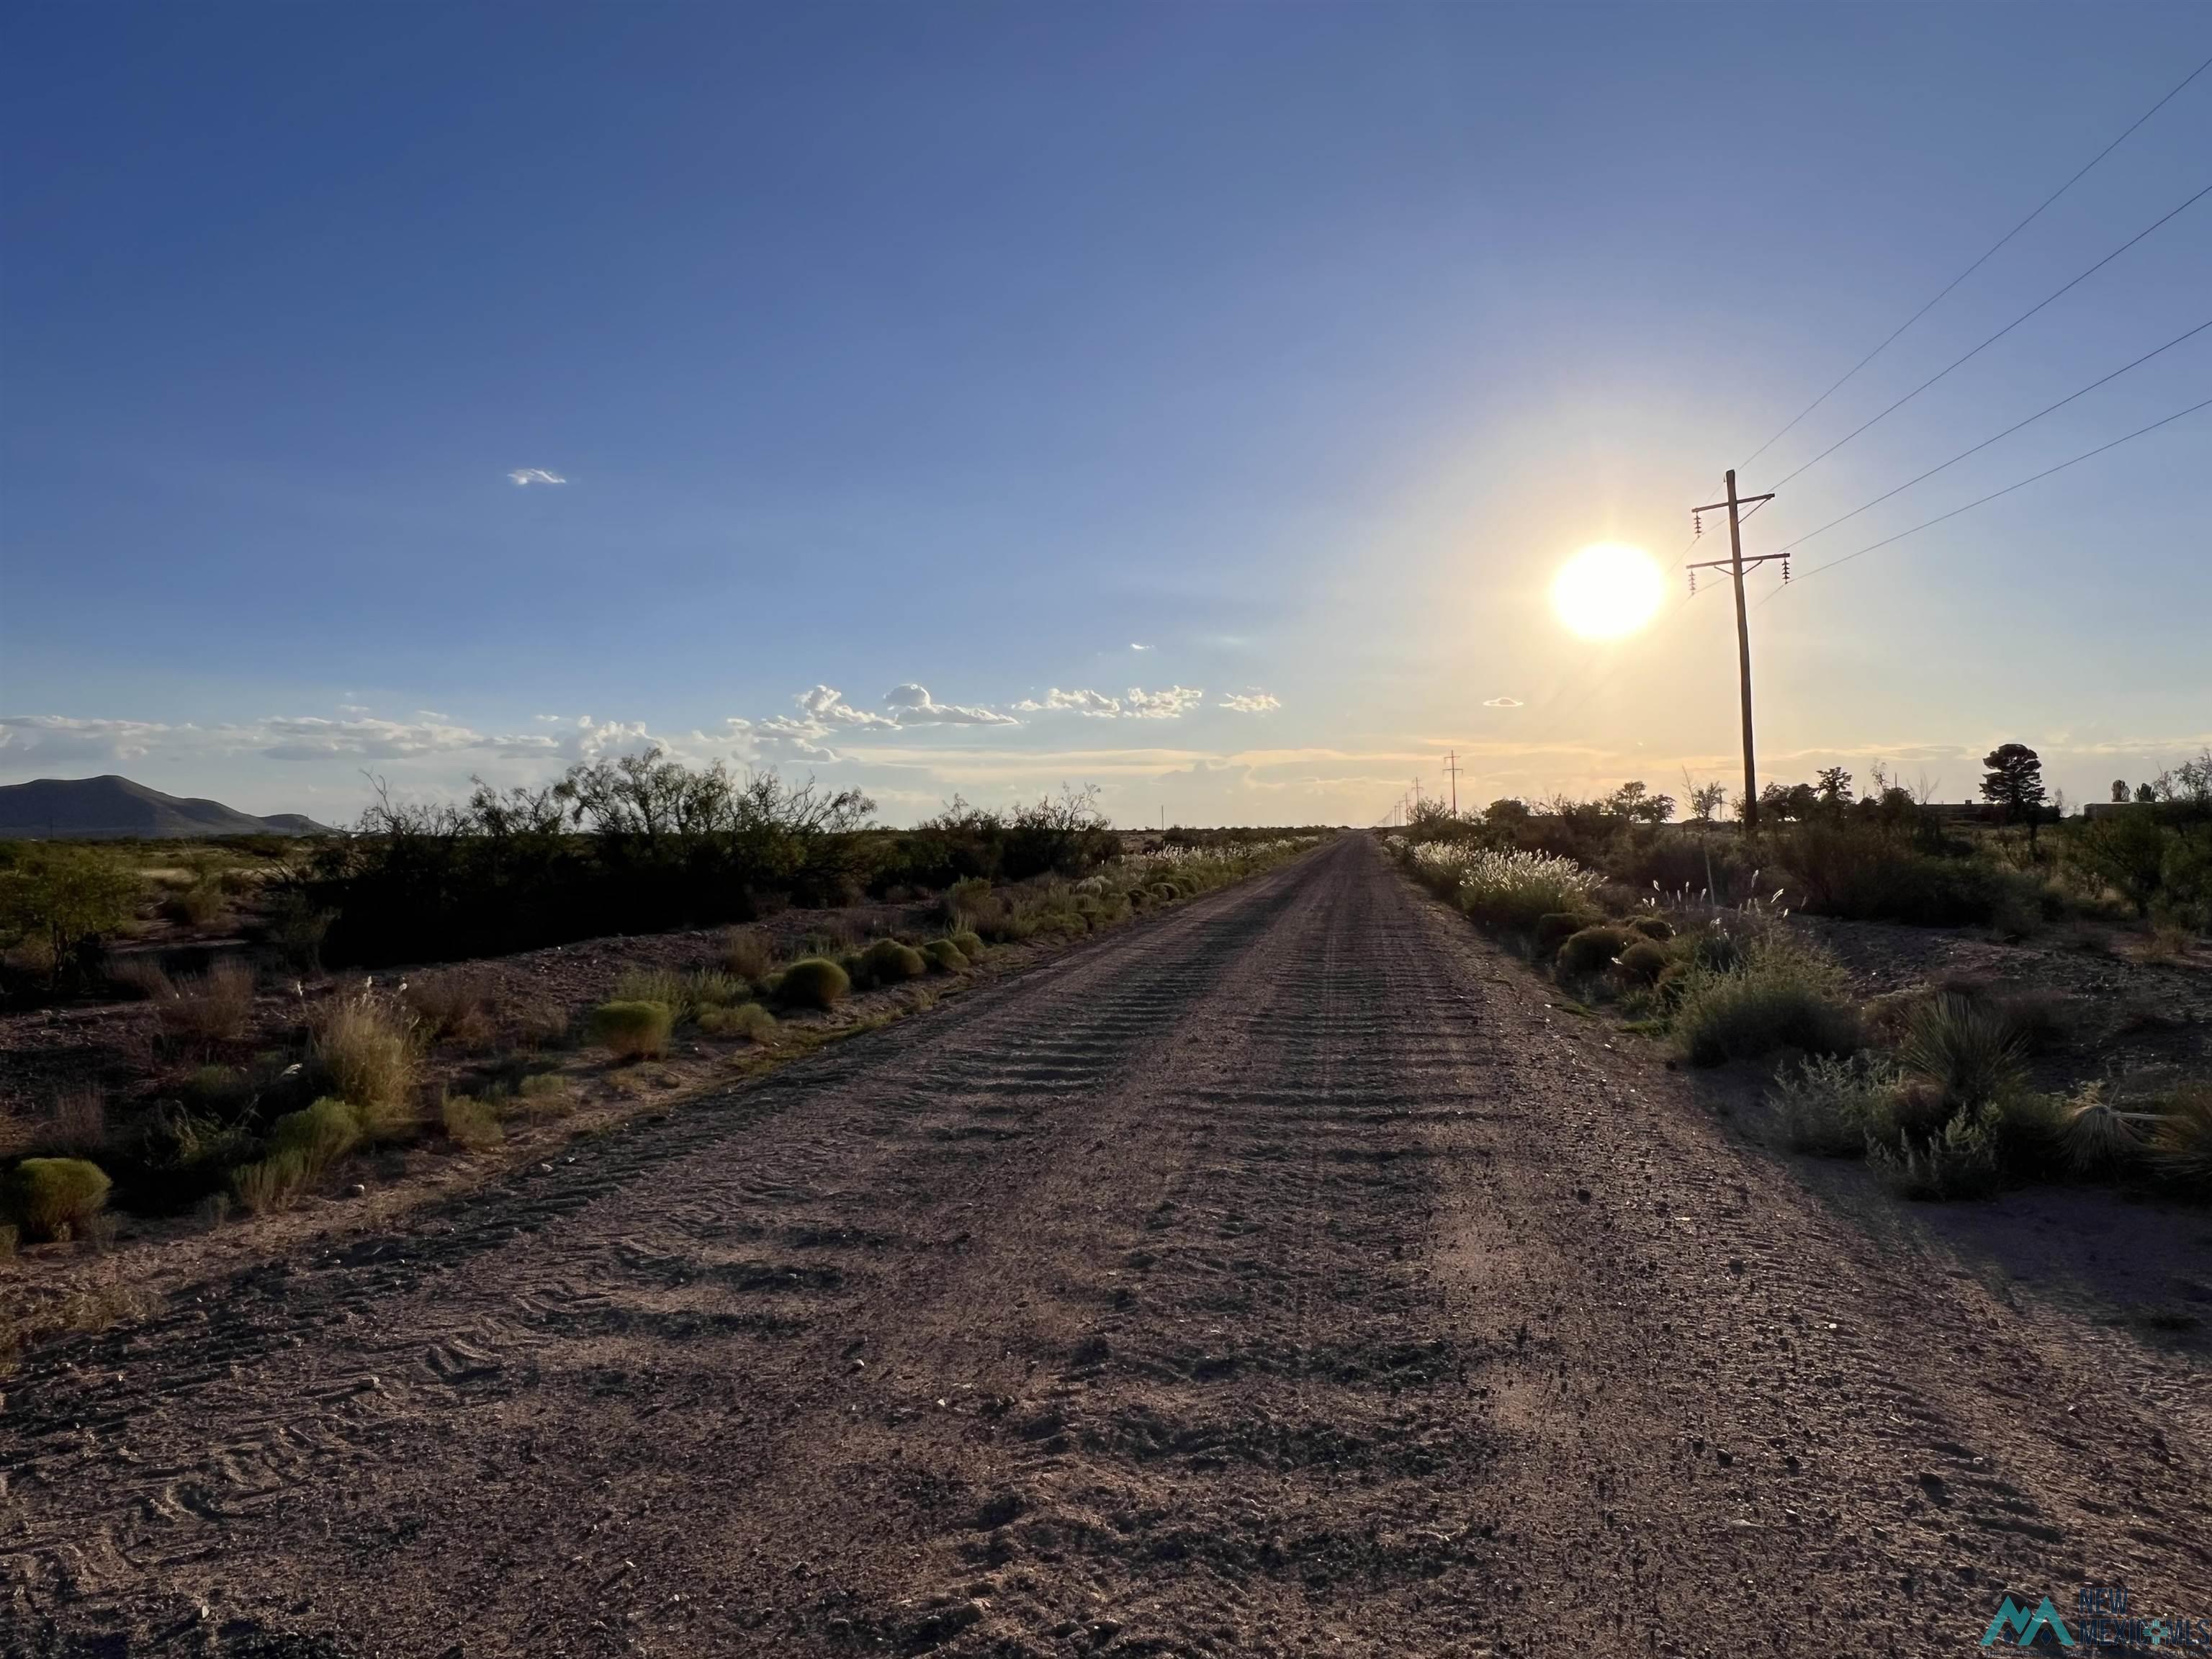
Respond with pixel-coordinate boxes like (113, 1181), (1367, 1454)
(1395, 747), (2212, 1207)
(0, 759), (1325, 1263)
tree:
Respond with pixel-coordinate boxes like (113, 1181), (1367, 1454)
(1686, 780), (1730, 824)
(1604, 781), (1675, 825)
(2136, 782), (2159, 804)
(2111, 779), (2130, 804)
(1981, 744), (2049, 844)
(1815, 767), (1855, 810)
(0, 845), (142, 985)
(2074, 812), (2167, 917)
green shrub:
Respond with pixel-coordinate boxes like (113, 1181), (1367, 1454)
(697, 1001), (776, 1042)
(1628, 915), (1675, 941)
(232, 1150), (307, 1214)
(1776, 821), (2041, 928)
(1772, 1053), (1902, 1156)
(1871, 1105), (2003, 1200)
(776, 957), (849, 1010)
(1409, 845), (1603, 937)
(1899, 994), (2026, 1112)
(613, 968), (691, 1020)
(590, 999), (672, 1059)
(441, 1094), (503, 1151)
(1615, 940), (1670, 984)
(513, 1071), (577, 1122)
(858, 938), (927, 986)
(922, 938), (970, 973)
(1557, 925), (1632, 977)
(269, 1097), (361, 1177)
(950, 930), (985, 960)
(1672, 932), (1859, 1067)
(3, 1157), (112, 1241)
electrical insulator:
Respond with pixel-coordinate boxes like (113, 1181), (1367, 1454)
(1689, 570), (1697, 595)
(1782, 557), (1791, 584)
(1694, 511), (1702, 536)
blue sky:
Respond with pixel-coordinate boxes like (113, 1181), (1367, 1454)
(4, 3), (2207, 825)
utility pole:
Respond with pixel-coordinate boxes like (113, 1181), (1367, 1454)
(1442, 750), (1463, 817)
(1689, 469), (1782, 834)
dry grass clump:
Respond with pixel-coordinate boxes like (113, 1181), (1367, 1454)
(231, 1151), (308, 1214)
(720, 926), (776, 981)
(41, 1087), (109, 1159)
(405, 969), (498, 1049)
(697, 1002), (776, 1042)
(153, 960), (256, 1047)
(511, 1072), (577, 1123)
(3, 1158), (112, 1241)
(311, 991), (418, 1130)
(1899, 994), (2026, 1112)
(590, 999), (673, 1061)
(2149, 1083), (2212, 1192)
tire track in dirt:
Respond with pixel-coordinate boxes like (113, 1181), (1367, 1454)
(4, 835), (2208, 1657)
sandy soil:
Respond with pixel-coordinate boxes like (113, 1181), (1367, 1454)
(4, 835), (2208, 1655)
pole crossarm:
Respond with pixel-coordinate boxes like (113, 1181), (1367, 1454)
(1686, 552), (1789, 572)
(1692, 492), (1773, 513)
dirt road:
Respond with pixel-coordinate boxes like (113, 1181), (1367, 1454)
(6, 835), (2209, 1656)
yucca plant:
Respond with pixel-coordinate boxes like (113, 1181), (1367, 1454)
(2149, 1083), (2212, 1192)
(1899, 994), (2026, 1111)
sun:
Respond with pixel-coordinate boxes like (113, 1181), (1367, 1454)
(1551, 543), (1663, 639)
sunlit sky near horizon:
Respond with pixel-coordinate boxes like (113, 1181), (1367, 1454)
(4, 3), (2208, 827)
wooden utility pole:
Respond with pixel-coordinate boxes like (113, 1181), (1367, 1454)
(1442, 750), (1463, 817)
(1690, 469), (1781, 833)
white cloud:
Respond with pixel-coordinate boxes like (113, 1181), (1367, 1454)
(1130, 642), (1150, 652)
(882, 684), (1016, 727)
(1123, 685), (1204, 719)
(1013, 688), (1124, 717)
(1219, 691), (1280, 714)
(0, 715), (174, 764)
(508, 468), (567, 486)
(1483, 696), (1524, 709)
(1010, 685), (1204, 720)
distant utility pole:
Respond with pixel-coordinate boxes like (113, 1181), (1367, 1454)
(1689, 469), (1782, 834)
(1442, 750), (1464, 817)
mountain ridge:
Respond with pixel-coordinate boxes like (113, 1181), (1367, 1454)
(0, 775), (336, 839)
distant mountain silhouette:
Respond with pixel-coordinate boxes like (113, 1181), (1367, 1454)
(0, 775), (336, 840)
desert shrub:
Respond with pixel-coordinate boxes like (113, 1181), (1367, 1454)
(2021, 1082), (2146, 1177)
(945, 876), (994, 922)
(775, 957), (849, 1010)
(103, 1102), (256, 1214)
(613, 967), (691, 1021)
(1773, 819), (2047, 929)
(107, 956), (174, 1000)
(1772, 1053), (1903, 1156)
(590, 999), (672, 1060)
(858, 938), (927, 986)
(166, 880), (228, 928)
(313, 991), (418, 1116)
(0, 845), (142, 988)
(154, 960), (257, 1048)
(2, 1157), (112, 1241)
(441, 1094), (503, 1151)
(1535, 912), (1593, 954)
(1871, 1105), (2003, 1200)
(1898, 994), (2026, 1112)
(1615, 940), (1670, 984)
(512, 1071), (577, 1122)
(697, 1001), (776, 1042)
(950, 929), (985, 960)
(720, 926), (776, 981)
(1672, 932), (1858, 1067)
(269, 1097), (361, 1178)
(686, 969), (745, 1010)
(405, 969), (498, 1048)
(2067, 811), (2169, 918)
(2149, 1083), (2212, 1195)
(1557, 925), (1632, 978)
(1628, 915), (1674, 941)
(922, 938), (970, 974)
(231, 1150), (308, 1214)
(1410, 845), (1602, 938)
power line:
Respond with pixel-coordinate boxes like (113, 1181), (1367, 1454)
(1776, 316), (2212, 553)
(1761, 393), (2212, 599)
(1771, 179), (2212, 488)
(1741, 51), (2212, 469)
